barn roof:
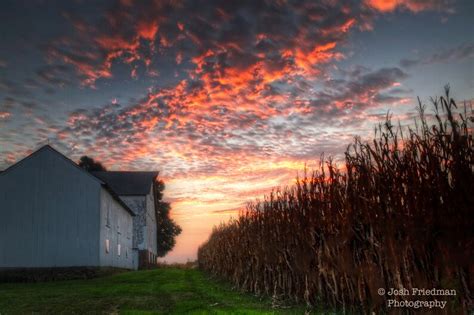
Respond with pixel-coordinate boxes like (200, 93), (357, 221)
(92, 171), (159, 196)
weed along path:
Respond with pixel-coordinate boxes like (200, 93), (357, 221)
(0, 268), (308, 314)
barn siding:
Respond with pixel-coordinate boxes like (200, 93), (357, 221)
(121, 192), (157, 256)
(121, 196), (147, 250)
(0, 147), (101, 268)
(99, 188), (135, 269)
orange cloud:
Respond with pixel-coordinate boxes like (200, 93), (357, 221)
(365, 0), (447, 12)
(137, 21), (159, 40)
(294, 42), (342, 74)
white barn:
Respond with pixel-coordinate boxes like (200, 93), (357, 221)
(92, 171), (159, 267)
(0, 145), (158, 270)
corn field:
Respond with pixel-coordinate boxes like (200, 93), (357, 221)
(198, 88), (473, 314)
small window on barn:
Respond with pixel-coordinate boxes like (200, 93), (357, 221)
(117, 223), (121, 235)
(105, 239), (110, 253)
(117, 244), (121, 256)
(126, 247), (128, 258)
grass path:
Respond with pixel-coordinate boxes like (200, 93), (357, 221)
(0, 268), (309, 314)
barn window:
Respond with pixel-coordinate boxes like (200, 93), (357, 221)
(117, 244), (121, 256)
(105, 239), (110, 253)
(126, 248), (128, 258)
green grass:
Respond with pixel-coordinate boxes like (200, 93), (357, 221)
(0, 268), (311, 314)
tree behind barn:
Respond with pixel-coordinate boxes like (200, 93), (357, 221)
(78, 156), (107, 171)
(153, 180), (182, 257)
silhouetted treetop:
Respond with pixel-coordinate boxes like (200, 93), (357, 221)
(78, 156), (107, 172)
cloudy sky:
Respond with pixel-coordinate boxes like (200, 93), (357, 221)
(0, 0), (472, 262)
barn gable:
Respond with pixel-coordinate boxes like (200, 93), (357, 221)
(0, 145), (135, 217)
(0, 145), (100, 183)
(0, 145), (104, 268)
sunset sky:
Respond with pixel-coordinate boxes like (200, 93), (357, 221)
(0, 0), (473, 262)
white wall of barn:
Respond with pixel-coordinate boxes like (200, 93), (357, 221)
(0, 147), (101, 268)
(99, 188), (135, 270)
